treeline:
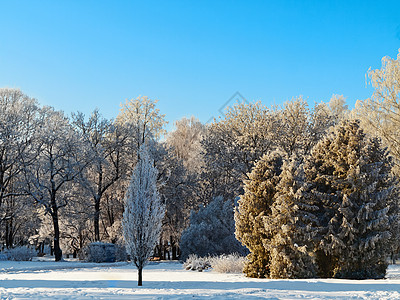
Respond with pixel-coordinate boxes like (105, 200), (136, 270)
(0, 89), (346, 261)
(0, 49), (399, 271)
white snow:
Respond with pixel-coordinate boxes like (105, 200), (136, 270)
(1, 259), (400, 299)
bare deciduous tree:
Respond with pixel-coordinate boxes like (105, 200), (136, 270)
(73, 110), (129, 241)
(23, 107), (87, 261)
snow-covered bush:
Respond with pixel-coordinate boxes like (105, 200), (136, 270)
(81, 242), (117, 263)
(183, 254), (247, 273)
(183, 254), (211, 271)
(180, 196), (247, 261)
(209, 254), (247, 273)
(5, 246), (37, 261)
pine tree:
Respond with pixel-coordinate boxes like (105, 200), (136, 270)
(304, 120), (399, 279)
(264, 158), (319, 279)
(235, 151), (283, 278)
(122, 145), (165, 286)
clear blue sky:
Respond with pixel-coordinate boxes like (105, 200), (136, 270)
(1, 0), (399, 128)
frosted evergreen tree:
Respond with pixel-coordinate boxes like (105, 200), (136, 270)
(264, 158), (319, 279)
(235, 151), (283, 278)
(122, 145), (165, 286)
(304, 120), (399, 279)
(179, 196), (247, 260)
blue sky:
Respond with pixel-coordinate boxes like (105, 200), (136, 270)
(1, 0), (399, 129)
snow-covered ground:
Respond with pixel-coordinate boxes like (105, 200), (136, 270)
(1, 258), (400, 299)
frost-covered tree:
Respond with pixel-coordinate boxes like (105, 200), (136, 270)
(277, 96), (347, 159)
(102, 182), (126, 241)
(23, 107), (87, 261)
(122, 145), (165, 286)
(0, 88), (39, 230)
(277, 97), (312, 158)
(180, 196), (247, 260)
(263, 158), (319, 279)
(167, 116), (205, 172)
(329, 95), (349, 120)
(235, 151), (283, 278)
(201, 102), (279, 201)
(304, 120), (399, 279)
(1, 192), (39, 248)
(73, 110), (129, 241)
(201, 98), (337, 206)
(59, 184), (92, 256)
(153, 143), (190, 259)
(116, 96), (167, 162)
(162, 117), (206, 257)
(355, 49), (400, 175)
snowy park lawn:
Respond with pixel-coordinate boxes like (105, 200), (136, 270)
(1, 259), (400, 299)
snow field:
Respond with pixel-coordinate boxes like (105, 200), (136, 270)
(1, 261), (400, 299)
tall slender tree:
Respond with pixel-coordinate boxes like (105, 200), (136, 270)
(122, 145), (165, 286)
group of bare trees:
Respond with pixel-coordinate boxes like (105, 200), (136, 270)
(0, 92), (201, 261)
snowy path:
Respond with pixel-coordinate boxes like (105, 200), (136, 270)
(1, 261), (400, 299)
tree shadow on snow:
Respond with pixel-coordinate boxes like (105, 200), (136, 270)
(1, 279), (400, 293)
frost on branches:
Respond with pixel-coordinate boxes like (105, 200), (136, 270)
(304, 120), (399, 279)
(236, 120), (399, 279)
(235, 151), (283, 278)
(264, 158), (319, 279)
(355, 50), (400, 175)
(122, 145), (165, 286)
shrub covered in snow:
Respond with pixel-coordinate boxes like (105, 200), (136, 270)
(81, 242), (127, 263)
(5, 246), (37, 261)
(209, 254), (247, 273)
(183, 254), (211, 271)
(183, 254), (247, 273)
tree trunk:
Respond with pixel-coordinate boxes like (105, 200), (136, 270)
(159, 237), (164, 260)
(170, 236), (177, 260)
(138, 267), (143, 286)
(164, 248), (169, 260)
(51, 206), (63, 262)
(94, 196), (100, 241)
(5, 219), (10, 248)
